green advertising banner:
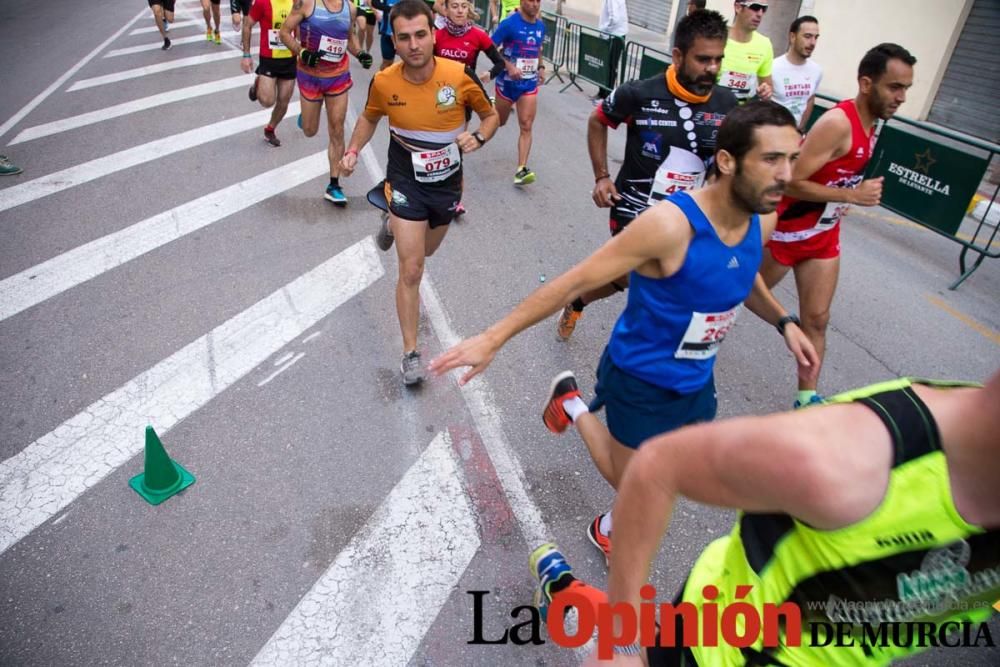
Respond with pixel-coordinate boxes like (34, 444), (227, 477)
(639, 52), (670, 81)
(868, 125), (989, 236)
(577, 31), (614, 89)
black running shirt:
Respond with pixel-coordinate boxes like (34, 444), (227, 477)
(597, 75), (737, 231)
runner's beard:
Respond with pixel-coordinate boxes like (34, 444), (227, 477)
(677, 65), (716, 96)
(732, 164), (785, 214)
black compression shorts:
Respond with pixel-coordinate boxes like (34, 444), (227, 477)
(257, 57), (297, 80)
(148, 0), (176, 9)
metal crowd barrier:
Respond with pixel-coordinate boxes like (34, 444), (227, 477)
(620, 40), (672, 85)
(554, 19), (625, 95)
(540, 11), (569, 84)
(809, 94), (998, 289)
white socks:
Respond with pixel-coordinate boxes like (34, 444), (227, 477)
(599, 511), (613, 536)
(563, 395), (589, 422)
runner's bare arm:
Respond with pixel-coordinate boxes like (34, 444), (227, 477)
(240, 12), (256, 73)
(346, 3), (363, 58)
(340, 114), (381, 175)
(588, 110), (620, 207)
(800, 94), (816, 133)
(280, 1), (308, 56)
(607, 406), (891, 612)
(428, 206), (691, 384)
(782, 109), (858, 203)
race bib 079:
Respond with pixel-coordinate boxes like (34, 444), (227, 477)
(411, 143), (461, 183)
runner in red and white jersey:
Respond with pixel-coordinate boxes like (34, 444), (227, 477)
(241, 0), (297, 146)
(433, 0), (505, 216)
(762, 43), (916, 408)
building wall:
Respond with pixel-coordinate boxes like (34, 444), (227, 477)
(695, 0), (972, 120)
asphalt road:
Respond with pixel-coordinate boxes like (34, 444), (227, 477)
(1, 1), (997, 666)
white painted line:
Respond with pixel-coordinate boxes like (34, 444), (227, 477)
(0, 102), (299, 215)
(0, 149), (324, 322)
(257, 353), (305, 387)
(251, 431), (479, 666)
(0, 239), (385, 557)
(273, 352), (295, 367)
(0, 8), (147, 141)
(67, 52), (241, 91)
(419, 279), (549, 546)
(131, 19), (200, 35)
(9, 75), (251, 145)
(105, 34), (209, 57)
(302, 332), (322, 344)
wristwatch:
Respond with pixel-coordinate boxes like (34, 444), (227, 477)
(776, 314), (801, 336)
(473, 131), (486, 146)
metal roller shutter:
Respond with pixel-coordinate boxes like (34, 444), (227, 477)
(627, 0), (673, 33)
(927, 0), (1000, 142)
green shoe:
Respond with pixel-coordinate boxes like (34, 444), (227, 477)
(514, 166), (536, 186)
(0, 155), (23, 176)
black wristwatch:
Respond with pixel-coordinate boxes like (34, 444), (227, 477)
(776, 314), (801, 336)
(473, 131), (486, 146)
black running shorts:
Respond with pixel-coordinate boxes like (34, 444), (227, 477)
(147, 0), (176, 9)
(385, 179), (461, 229)
(257, 57), (297, 80)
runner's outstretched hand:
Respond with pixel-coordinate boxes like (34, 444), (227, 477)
(429, 333), (499, 385)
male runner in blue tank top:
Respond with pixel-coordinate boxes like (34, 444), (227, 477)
(491, 0), (545, 185)
(430, 101), (819, 564)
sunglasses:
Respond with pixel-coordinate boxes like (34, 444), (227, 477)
(741, 2), (768, 12)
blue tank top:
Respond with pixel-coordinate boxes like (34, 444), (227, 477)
(299, 0), (352, 73)
(607, 191), (762, 393)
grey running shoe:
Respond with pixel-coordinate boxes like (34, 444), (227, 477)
(376, 212), (394, 251)
(400, 351), (425, 386)
(0, 155), (23, 176)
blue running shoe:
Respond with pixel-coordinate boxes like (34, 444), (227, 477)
(297, 113), (303, 130)
(793, 393), (827, 409)
(529, 542), (574, 623)
(324, 184), (347, 206)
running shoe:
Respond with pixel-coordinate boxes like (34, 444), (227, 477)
(248, 77), (258, 102)
(0, 155), (23, 176)
(162, 37), (172, 51)
(793, 394), (827, 410)
(514, 166), (536, 186)
(213, 30), (222, 45)
(529, 542), (574, 623)
(587, 514), (612, 567)
(206, 28), (214, 41)
(556, 304), (582, 341)
(324, 184), (347, 206)
(297, 113), (303, 130)
(401, 351), (425, 386)
(542, 371), (581, 434)
(264, 127), (280, 147)
(375, 212), (394, 251)
(163, 19), (170, 32)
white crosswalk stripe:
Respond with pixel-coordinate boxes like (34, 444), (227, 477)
(9, 75), (251, 144)
(67, 51), (242, 91)
(130, 19), (201, 35)
(0, 103), (299, 213)
(104, 34), (209, 57)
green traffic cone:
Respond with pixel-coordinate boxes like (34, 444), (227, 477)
(129, 426), (195, 505)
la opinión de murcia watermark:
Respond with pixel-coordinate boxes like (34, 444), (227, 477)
(467, 584), (997, 659)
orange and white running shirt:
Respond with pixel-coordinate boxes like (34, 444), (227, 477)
(363, 56), (493, 188)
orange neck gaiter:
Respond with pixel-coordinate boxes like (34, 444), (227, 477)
(666, 65), (712, 105)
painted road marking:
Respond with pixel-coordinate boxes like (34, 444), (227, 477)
(131, 19), (201, 35)
(0, 103), (299, 214)
(251, 431), (479, 666)
(0, 239), (384, 557)
(67, 52), (241, 91)
(925, 294), (1000, 345)
(9, 75), (250, 145)
(0, 150), (327, 322)
(0, 8), (147, 140)
(104, 34), (212, 57)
